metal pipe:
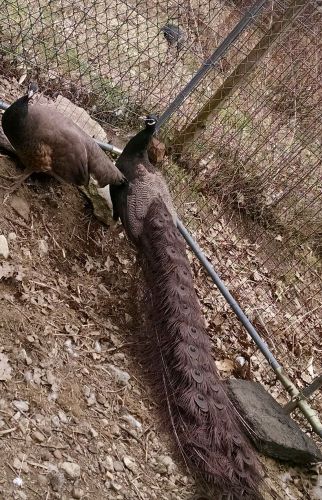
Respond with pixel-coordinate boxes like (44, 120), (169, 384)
(95, 139), (123, 155)
(283, 374), (322, 414)
(156, 0), (268, 131)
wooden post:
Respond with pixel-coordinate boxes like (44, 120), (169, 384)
(172, 0), (307, 152)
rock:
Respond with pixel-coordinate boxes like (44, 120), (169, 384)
(227, 380), (322, 464)
(9, 195), (30, 221)
(13, 457), (29, 473)
(111, 481), (122, 492)
(0, 235), (9, 259)
(37, 473), (49, 487)
(107, 364), (130, 386)
(123, 456), (136, 473)
(156, 455), (177, 475)
(13, 477), (23, 487)
(121, 414), (142, 431)
(13, 400), (29, 413)
(0, 353), (12, 381)
(58, 410), (68, 424)
(49, 469), (65, 491)
(8, 232), (16, 241)
(40, 449), (52, 462)
(38, 239), (49, 256)
(32, 430), (45, 443)
(72, 487), (85, 499)
(61, 461), (81, 479)
(51, 415), (60, 428)
(113, 460), (124, 472)
(80, 181), (113, 225)
(53, 450), (62, 460)
(96, 393), (106, 405)
(110, 424), (121, 436)
(102, 456), (114, 472)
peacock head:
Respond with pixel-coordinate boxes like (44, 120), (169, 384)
(144, 114), (158, 129)
(27, 81), (39, 100)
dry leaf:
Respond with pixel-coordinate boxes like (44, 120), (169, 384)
(307, 357), (315, 379)
(216, 358), (234, 373)
(18, 73), (27, 85)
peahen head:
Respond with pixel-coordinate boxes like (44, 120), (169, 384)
(27, 81), (38, 100)
(145, 114), (158, 130)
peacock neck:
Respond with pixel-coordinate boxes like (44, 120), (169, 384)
(121, 127), (155, 160)
(2, 95), (29, 144)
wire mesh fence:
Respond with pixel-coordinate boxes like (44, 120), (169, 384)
(0, 0), (321, 437)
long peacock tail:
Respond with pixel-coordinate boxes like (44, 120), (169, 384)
(137, 197), (262, 499)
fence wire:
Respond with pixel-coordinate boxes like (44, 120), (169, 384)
(0, 0), (321, 438)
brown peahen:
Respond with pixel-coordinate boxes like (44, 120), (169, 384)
(110, 115), (263, 499)
(0, 82), (126, 194)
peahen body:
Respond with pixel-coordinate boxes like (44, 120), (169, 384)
(0, 82), (126, 193)
(110, 116), (262, 498)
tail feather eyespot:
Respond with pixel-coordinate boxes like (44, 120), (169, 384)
(194, 393), (209, 412)
(192, 369), (204, 383)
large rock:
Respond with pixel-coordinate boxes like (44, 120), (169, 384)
(227, 379), (322, 464)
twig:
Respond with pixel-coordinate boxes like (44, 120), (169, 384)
(0, 427), (16, 436)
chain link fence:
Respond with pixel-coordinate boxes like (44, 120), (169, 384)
(0, 0), (321, 437)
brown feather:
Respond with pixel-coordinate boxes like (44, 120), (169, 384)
(1, 93), (125, 188)
(110, 122), (263, 497)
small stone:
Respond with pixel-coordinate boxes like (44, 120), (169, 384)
(38, 239), (49, 256)
(72, 487), (84, 499)
(13, 457), (29, 473)
(83, 386), (91, 398)
(86, 392), (96, 406)
(13, 477), (23, 487)
(107, 364), (130, 386)
(0, 235), (9, 259)
(32, 431), (45, 443)
(49, 469), (65, 491)
(94, 341), (102, 353)
(121, 414), (142, 431)
(10, 195), (30, 221)
(53, 450), (62, 460)
(102, 456), (114, 472)
(13, 400), (29, 413)
(40, 449), (52, 462)
(110, 424), (121, 436)
(113, 460), (124, 472)
(113, 352), (125, 362)
(8, 232), (17, 241)
(37, 473), (48, 487)
(123, 456), (136, 473)
(96, 393), (106, 405)
(61, 461), (81, 479)
(51, 415), (60, 428)
(58, 410), (68, 424)
(156, 455), (177, 475)
(89, 427), (98, 438)
(111, 481), (122, 492)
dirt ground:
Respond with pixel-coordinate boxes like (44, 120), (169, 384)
(0, 76), (321, 498)
(0, 152), (321, 500)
